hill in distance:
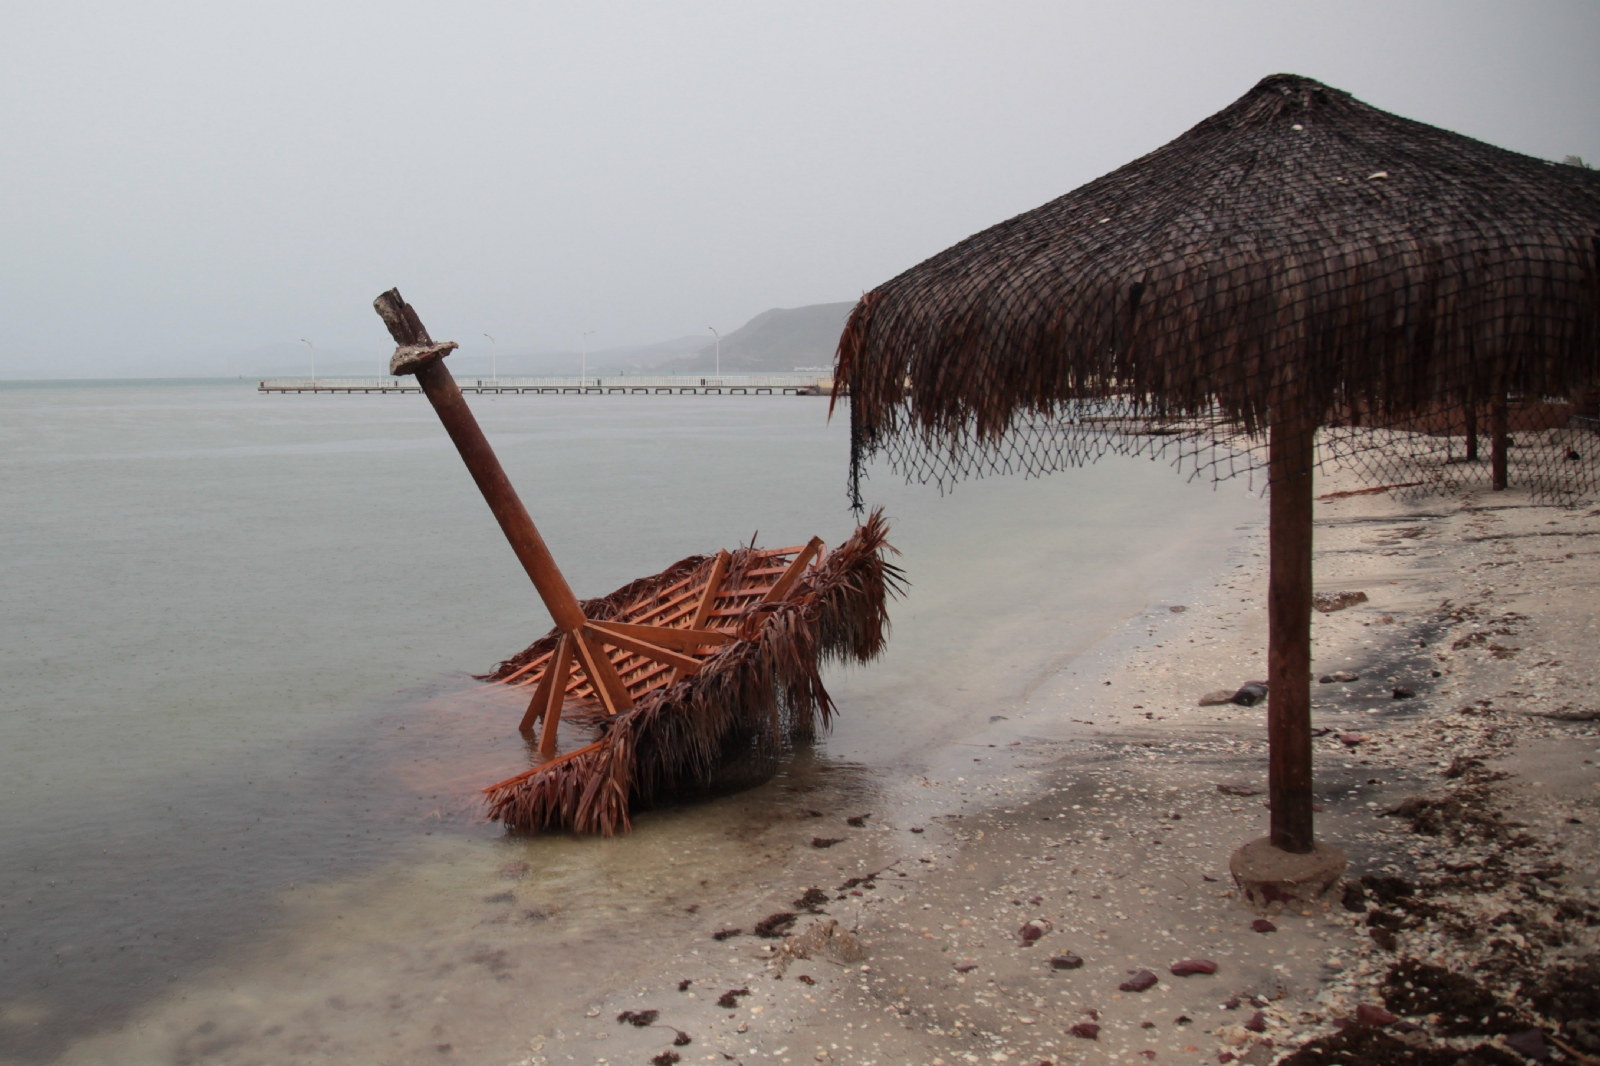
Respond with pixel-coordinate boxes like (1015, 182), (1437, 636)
(20, 301), (857, 380)
(241, 304), (853, 379)
(652, 302), (854, 374)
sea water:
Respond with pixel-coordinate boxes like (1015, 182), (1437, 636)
(0, 380), (1258, 1063)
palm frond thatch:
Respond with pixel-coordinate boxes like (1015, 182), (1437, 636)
(826, 76), (1600, 858)
(483, 510), (903, 836)
(836, 74), (1600, 497)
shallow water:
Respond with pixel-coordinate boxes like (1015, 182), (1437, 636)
(0, 380), (1258, 1063)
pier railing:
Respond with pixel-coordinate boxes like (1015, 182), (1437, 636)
(258, 374), (834, 396)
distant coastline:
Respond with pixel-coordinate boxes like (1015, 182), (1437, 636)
(3, 302), (856, 383)
(0, 375), (258, 387)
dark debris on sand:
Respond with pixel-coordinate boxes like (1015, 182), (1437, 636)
(753, 912), (797, 938)
(1301, 757), (1600, 1061)
(1381, 960), (1529, 1036)
(1276, 1024), (1526, 1066)
(791, 888), (830, 913)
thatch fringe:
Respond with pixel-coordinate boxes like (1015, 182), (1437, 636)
(483, 510), (903, 835)
(835, 74), (1600, 502)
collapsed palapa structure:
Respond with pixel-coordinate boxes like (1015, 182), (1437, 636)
(374, 289), (903, 836)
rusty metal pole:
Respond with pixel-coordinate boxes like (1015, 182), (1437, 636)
(1266, 410), (1316, 854)
(373, 289), (586, 634)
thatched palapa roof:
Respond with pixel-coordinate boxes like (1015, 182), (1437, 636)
(836, 74), (1600, 493)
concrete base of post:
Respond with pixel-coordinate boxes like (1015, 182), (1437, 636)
(1229, 837), (1348, 914)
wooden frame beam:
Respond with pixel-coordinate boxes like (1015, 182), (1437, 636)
(691, 551), (730, 629)
(518, 634), (569, 733)
(584, 622), (704, 677)
(572, 628), (634, 716)
(669, 551), (730, 686)
(761, 537), (824, 604)
(483, 738), (608, 793)
(540, 635), (575, 754)
(588, 619), (733, 650)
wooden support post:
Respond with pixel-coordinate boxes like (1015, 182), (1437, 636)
(1267, 412), (1316, 854)
(519, 639), (561, 733)
(536, 636), (573, 756)
(374, 289), (587, 634)
(374, 289), (639, 750)
(1491, 394), (1509, 491)
(1464, 403), (1479, 462)
(518, 634), (573, 748)
(413, 358), (588, 631)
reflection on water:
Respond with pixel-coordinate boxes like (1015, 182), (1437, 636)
(0, 381), (1255, 1063)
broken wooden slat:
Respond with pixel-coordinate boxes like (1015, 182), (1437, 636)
(762, 537), (823, 604)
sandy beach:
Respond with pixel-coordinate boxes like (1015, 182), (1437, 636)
(12, 396), (1595, 1066)
(504, 467), (1599, 1066)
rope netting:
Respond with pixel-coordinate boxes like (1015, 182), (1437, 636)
(851, 396), (1600, 507)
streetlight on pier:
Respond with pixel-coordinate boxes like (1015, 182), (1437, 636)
(484, 333), (498, 384)
(708, 326), (720, 377)
(582, 331), (595, 384)
(300, 338), (315, 383)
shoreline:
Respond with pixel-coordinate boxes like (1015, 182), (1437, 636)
(24, 458), (1596, 1066)
(511, 468), (1599, 1066)
(22, 456), (1260, 1066)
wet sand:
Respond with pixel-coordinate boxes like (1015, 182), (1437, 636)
(482, 470), (1599, 1066)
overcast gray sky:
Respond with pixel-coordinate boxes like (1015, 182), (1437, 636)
(3, 1), (1597, 377)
